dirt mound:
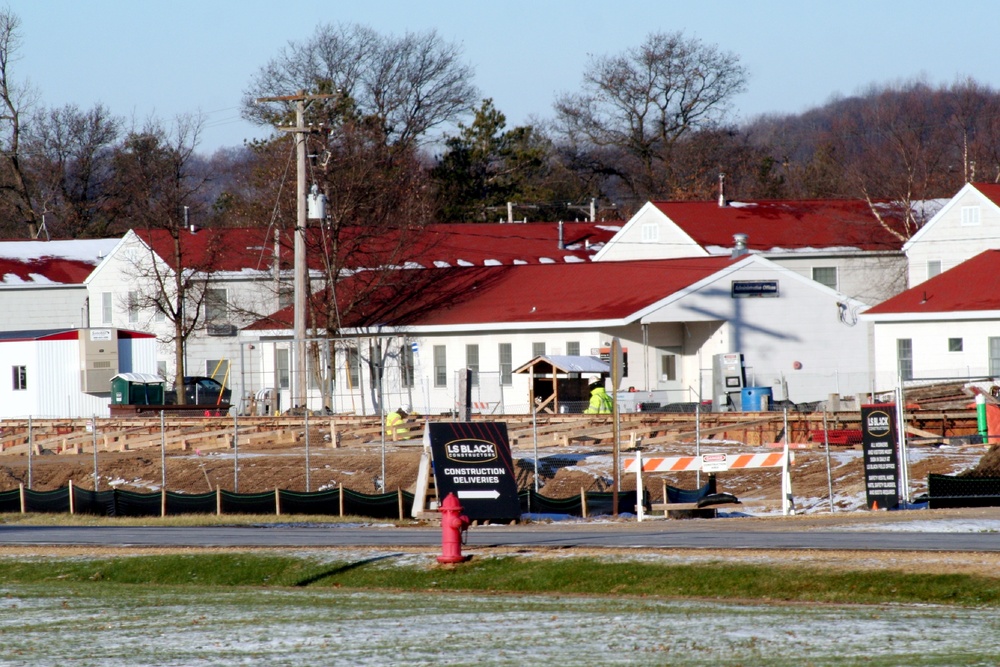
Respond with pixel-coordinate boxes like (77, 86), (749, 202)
(961, 445), (1000, 477)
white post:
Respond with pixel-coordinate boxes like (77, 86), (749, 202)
(781, 408), (795, 516)
(635, 448), (645, 522)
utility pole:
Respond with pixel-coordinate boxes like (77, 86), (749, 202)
(255, 90), (336, 408)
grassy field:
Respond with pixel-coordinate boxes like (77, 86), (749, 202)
(1, 551), (1000, 665)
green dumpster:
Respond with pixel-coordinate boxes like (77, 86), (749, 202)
(110, 373), (165, 405)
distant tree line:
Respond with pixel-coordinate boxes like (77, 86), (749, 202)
(0, 8), (996, 243)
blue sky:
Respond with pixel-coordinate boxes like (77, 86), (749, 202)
(11, 1), (1000, 154)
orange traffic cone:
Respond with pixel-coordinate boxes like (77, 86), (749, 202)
(871, 500), (879, 511)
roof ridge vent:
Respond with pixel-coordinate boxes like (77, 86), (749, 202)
(732, 233), (749, 258)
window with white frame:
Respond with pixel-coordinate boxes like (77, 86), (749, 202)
(990, 337), (1000, 377)
(961, 205), (981, 226)
(566, 341), (580, 356)
(948, 338), (963, 352)
(641, 223), (659, 242)
(499, 343), (512, 386)
(532, 342), (545, 358)
(401, 343), (415, 389)
(101, 292), (113, 324)
(927, 260), (941, 280)
(276, 348), (290, 389)
(127, 291), (139, 323)
(812, 266), (838, 290)
(466, 344), (479, 386)
(897, 338), (913, 381)
(434, 345), (447, 387)
(204, 288), (228, 323)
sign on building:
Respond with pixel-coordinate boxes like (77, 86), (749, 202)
(428, 422), (520, 522)
(861, 403), (901, 510)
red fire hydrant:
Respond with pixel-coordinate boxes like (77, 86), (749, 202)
(437, 492), (471, 564)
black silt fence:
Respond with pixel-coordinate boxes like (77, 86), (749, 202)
(0, 489), (19, 513)
(164, 491), (217, 515)
(220, 490), (276, 515)
(520, 490), (582, 516)
(114, 490), (163, 517)
(278, 488), (340, 515)
(927, 473), (1000, 509)
(341, 488), (412, 519)
(24, 488), (70, 513)
(70, 488), (117, 516)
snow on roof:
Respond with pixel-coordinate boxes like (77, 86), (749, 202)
(0, 238), (120, 286)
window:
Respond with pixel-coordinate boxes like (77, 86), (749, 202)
(206, 359), (230, 382)
(101, 292), (112, 324)
(465, 344), (479, 386)
(499, 343), (512, 386)
(990, 338), (1000, 377)
(127, 291), (139, 323)
(205, 288), (228, 323)
(927, 260), (941, 280)
(812, 266), (838, 290)
(276, 348), (290, 389)
(897, 338), (913, 381)
(12, 365), (26, 391)
(434, 345), (447, 387)
(660, 354), (677, 381)
(347, 348), (360, 388)
(401, 343), (415, 389)
(566, 341), (580, 356)
(948, 338), (963, 352)
(961, 206), (981, 226)
(641, 223), (659, 242)
(278, 286), (294, 310)
(532, 342), (545, 358)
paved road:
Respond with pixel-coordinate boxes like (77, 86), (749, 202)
(2, 521), (1000, 552)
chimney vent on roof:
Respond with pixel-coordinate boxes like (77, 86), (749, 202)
(558, 221), (565, 250)
(732, 233), (749, 258)
(718, 173), (727, 207)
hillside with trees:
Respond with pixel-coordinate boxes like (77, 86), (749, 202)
(0, 8), (998, 237)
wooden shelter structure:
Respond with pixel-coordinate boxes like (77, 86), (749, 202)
(514, 355), (610, 414)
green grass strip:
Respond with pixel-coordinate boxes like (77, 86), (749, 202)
(1, 552), (998, 607)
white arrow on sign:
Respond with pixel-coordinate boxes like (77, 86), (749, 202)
(457, 490), (501, 500)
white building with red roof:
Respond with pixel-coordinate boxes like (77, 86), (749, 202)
(862, 249), (1000, 389)
(594, 198), (928, 305)
(243, 254), (872, 415)
(902, 182), (1000, 288)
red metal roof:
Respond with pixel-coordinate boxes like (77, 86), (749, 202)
(136, 222), (622, 273)
(651, 199), (907, 252)
(973, 182), (1000, 208)
(864, 250), (1000, 315)
(247, 256), (739, 330)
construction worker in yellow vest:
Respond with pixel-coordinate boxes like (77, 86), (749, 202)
(386, 404), (411, 440)
(583, 380), (613, 414)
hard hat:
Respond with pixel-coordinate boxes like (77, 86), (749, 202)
(401, 403), (411, 412)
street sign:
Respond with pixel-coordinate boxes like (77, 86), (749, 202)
(428, 422), (520, 522)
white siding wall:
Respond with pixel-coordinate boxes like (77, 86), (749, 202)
(594, 204), (706, 261)
(0, 287), (89, 331)
(0, 333), (157, 419)
(643, 259), (872, 403)
(768, 254), (907, 306)
(905, 188), (1000, 288)
(870, 319), (999, 390)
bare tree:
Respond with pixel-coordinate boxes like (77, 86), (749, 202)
(554, 31), (748, 201)
(113, 115), (219, 403)
(23, 103), (123, 238)
(0, 8), (39, 238)
(242, 23), (478, 149)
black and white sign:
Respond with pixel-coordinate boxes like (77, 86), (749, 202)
(861, 403), (901, 510)
(731, 280), (779, 298)
(428, 422), (520, 522)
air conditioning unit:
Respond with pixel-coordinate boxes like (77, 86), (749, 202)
(207, 323), (237, 337)
(80, 328), (119, 392)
